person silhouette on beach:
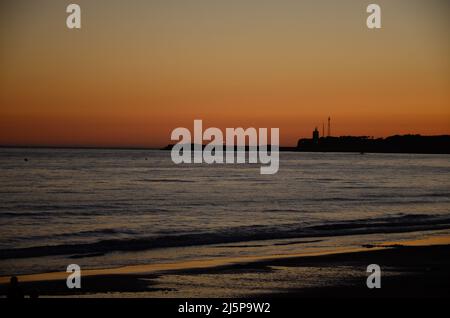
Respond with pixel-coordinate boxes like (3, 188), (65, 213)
(7, 276), (24, 300)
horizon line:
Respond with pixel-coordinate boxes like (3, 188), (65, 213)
(1, 133), (450, 150)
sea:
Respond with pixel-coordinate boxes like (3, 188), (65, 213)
(0, 148), (449, 276)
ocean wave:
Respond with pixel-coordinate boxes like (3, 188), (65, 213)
(0, 207), (171, 218)
(1, 214), (450, 260)
(9, 228), (140, 242)
(136, 179), (196, 183)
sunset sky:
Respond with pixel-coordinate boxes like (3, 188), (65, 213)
(0, 0), (449, 147)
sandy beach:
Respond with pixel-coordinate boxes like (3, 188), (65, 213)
(1, 235), (449, 298)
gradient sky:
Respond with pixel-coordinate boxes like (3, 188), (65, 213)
(0, 0), (449, 147)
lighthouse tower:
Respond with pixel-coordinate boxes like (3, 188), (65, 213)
(313, 127), (320, 144)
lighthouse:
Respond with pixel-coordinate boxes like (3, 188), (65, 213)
(313, 127), (320, 144)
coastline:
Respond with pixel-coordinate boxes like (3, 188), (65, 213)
(1, 235), (450, 297)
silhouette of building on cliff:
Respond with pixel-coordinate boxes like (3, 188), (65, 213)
(297, 131), (450, 154)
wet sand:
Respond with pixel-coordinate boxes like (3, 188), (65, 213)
(1, 237), (450, 298)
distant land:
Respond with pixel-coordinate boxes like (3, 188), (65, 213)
(297, 134), (450, 154)
(1, 135), (449, 154)
(163, 135), (450, 154)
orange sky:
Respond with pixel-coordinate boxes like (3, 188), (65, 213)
(0, 0), (449, 147)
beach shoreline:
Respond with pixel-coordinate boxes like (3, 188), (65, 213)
(1, 236), (450, 298)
